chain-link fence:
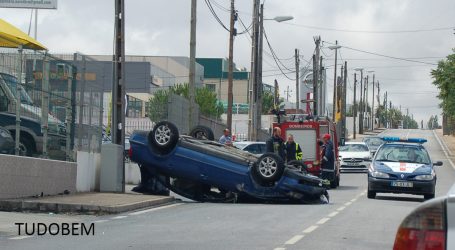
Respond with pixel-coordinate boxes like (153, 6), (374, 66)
(0, 48), (104, 161)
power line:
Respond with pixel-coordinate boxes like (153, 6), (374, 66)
(322, 41), (438, 66)
(283, 22), (455, 34)
(204, 0), (230, 32)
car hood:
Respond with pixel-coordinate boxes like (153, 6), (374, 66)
(21, 103), (62, 124)
(339, 151), (370, 159)
(374, 161), (432, 174)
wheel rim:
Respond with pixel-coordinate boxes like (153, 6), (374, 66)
(18, 142), (27, 156)
(258, 156), (278, 178)
(195, 131), (207, 139)
(154, 125), (171, 146)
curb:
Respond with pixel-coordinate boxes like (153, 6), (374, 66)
(0, 196), (176, 214)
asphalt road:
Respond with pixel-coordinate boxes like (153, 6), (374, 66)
(2, 129), (454, 250)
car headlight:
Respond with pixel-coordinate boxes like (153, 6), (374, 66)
(370, 171), (389, 178)
(415, 174), (434, 180)
(0, 129), (11, 138)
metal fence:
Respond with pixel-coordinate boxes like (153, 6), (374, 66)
(0, 48), (104, 161)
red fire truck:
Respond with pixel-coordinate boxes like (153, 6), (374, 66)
(272, 114), (341, 188)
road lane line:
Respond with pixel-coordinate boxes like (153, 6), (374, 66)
(337, 206), (346, 211)
(433, 130), (455, 170)
(9, 236), (33, 240)
(129, 203), (182, 216)
(302, 225), (318, 234)
(344, 201), (352, 206)
(350, 198), (357, 202)
(285, 235), (304, 245)
(93, 220), (109, 223)
(328, 211), (339, 217)
(112, 216), (127, 220)
(274, 248), (286, 250)
(316, 217), (330, 225)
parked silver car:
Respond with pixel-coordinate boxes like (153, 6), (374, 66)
(233, 141), (267, 156)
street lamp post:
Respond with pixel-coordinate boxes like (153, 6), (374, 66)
(354, 68), (364, 134)
(328, 42), (341, 122)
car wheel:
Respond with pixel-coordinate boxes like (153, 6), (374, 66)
(189, 125), (214, 141)
(367, 190), (376, 199)
(19, 136), (34, 156)
(287, 160), (308, 174)
(253, 153), (285, 185)
(148, 121), (179, 155)
(424, 193), (435, 200)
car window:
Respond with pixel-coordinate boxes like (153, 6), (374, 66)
(375, 145), (430, 164)
(258, 144), (266, 154)
(339, 144), (369, 152)
(244, 144), (260, 154)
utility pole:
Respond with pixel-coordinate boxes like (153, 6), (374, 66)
(285, 85), (292, 101)
(255, 3), (264, 139)
(319, 56), (324, 115)
(189, 0), (197, 130)
(313, 36), (320, 116)
(332, 40), (338, 121)
(295, 49), (299, 110)
(111, 0), (126, 192)
(248, 0), (260, 140)
(364, 75), (368, 130)
(384, 91), (388, 128)
(342, 61), (347, 144)
(312, 54), (317, 115)
(371, 74), (375, 130)
(359, 70), (363, 134)
(353, 73), (357, 139)
(227, 0), (235, 131)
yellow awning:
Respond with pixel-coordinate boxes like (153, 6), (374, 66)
(0, 18), (46, 50)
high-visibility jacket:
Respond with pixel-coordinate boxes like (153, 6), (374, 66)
(285, 142), (303, 161)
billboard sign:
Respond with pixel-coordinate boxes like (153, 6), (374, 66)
(0, 0), (58, 9)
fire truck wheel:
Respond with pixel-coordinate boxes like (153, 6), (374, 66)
(254, 153), (285, 185)
(189, 125), (215, 141)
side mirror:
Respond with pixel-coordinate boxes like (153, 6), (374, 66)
(433, 161), (443, 166)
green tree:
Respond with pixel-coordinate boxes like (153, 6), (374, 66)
(262, 91), (284, 114)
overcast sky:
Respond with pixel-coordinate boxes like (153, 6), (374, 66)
(1, 0), (454, 124)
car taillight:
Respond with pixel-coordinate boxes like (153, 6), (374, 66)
(128, 147), (133, 159)
(393, 198), (446, 250)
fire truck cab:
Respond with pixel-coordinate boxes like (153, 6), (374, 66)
(272, 113), (341, 188)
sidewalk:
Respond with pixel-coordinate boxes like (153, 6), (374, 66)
(436, 129), (455, 156)
(0, 186), (175, 214)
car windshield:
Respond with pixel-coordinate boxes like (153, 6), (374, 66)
(1, 74), (34, 105)
(363, 137), (384, 149)
(375, 144), (431, 164)
(233, 142), (247, 149)
(339, 144), (369, 152)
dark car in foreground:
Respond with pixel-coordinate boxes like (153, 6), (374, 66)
(368, 137), (443, 200)
(129, 121), (329, 204)
(393, 184), (455, 250)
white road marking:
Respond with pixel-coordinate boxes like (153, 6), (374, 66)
(337, 206), (346, 211)
(350, 198), (357, 202)
(433, 130), (455, 170)
(285, 235), (304, 245)
(93, 220), (109, 223)
(316, 217), (330, 225)
(274, 248), (286, 250)
(9, 236), (33, 240)
(344, 201), (352, 206)
(302, 225), (318, 234)
(328, 211), (339, 217)
(129, 203), (182, 216)
(112, 216), (127, 220)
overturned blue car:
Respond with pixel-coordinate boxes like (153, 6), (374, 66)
(129, 121), (329, 204)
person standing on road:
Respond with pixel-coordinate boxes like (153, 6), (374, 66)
(219, 128), (233, 146)
(320, 134), (335, 181)
(266, 127), (286, 160)
(285, 134), (303, 162)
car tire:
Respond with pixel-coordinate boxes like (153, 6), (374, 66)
(287, 160), (308, 174)
(19, 136), (34, 156)
(367, 190), (376, 199)
(253, 153), (285, 185)
(424, 193), (435, 200)
(148, 121), (179, 155)
(189, 125), (214, 141)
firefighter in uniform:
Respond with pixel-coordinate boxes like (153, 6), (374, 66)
(285, 134), (303, 162)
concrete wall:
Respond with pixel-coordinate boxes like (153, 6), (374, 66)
(76, 151), (101, 192)
(0, 154), (76, 199)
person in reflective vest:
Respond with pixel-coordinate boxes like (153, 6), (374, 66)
(285, 134), (303, 162)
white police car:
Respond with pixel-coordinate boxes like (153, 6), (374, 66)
(367, 137), (443, 200)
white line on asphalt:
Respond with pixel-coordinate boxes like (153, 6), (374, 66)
(344, 201), (352, 206)
(112, 216), (127, 220)
(9, 236), (33, 240)
(316, 217), (330, 225)
(274, 248), (286, 250)
(328, 211), (339, 217)
(337, 206), (346, 211)
(285, 235), (304, 245)
(350, 198), (357, 202)
(128, 203), (182, 216)
(302, 225), (318, 234)
(93, 220), (109, 223)
(433, 130), (455, 170)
